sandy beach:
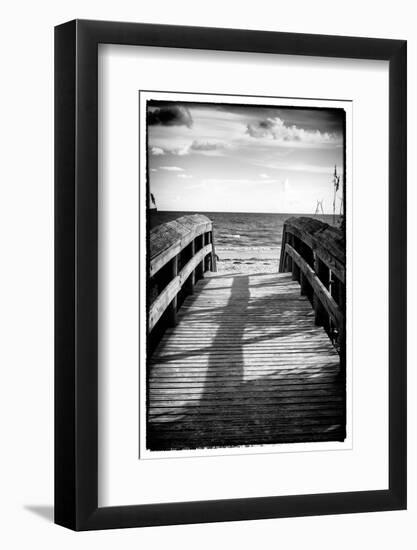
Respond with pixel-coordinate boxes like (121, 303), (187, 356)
(151, 211), (340, 277)
(214, 246), (281, 275)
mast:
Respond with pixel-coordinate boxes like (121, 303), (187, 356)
(332, 165), (340, 225)
(315, 199), (324, 215)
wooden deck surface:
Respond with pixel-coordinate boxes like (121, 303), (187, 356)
(147, 272), (345, 451)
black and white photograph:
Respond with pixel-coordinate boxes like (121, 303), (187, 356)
(144, 93), (348, 454)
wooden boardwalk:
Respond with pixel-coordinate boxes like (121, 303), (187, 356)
(147, 271), (345, 451)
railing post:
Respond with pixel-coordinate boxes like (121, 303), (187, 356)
(198, 259), (204, 279)
(203, 233), (208, 272)
(286, 235), (293, 272)
(279, 226), (288, 273)
(313, 253), (328, 327)
(292, 263), (297, 281)
(184, 239), (195, 295)
(300, 272), (308, 295)
(330, 275), (343, 307)
(287, 253), (293, 273)
(339, 322), (346, 374)
(195, 240), (204, 280)
(292, 253), (300, 282)
(210, 229), (217, 272)
(167, 255), (178, 326)
(204, 241), (210, 272)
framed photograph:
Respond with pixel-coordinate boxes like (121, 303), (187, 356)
(142, 91), (350, 458)
(55, 20), (406, 530)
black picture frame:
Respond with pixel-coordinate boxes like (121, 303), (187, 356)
(55, 19), (407, 531)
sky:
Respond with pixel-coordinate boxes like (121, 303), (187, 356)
(146, 100), (345, 214)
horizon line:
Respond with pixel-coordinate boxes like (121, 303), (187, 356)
(155, 209), (340, 216)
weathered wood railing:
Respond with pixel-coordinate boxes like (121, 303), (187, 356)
(279, 217), (345, 354)
(148, 214), (216, 335)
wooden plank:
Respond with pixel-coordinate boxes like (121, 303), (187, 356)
(149, 382), (343, 392)
(150, 370), (339, 379)
(149, 405), (343, 416)
(149, 418), (344, 428)
(149, 395), (344, 404)
(147, 271), (345, 450)
(150, 379), (341, 387)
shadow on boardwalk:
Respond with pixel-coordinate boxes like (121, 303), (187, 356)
(147, 272), (346, 451)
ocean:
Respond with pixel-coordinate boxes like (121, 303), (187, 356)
(150, 211), (340, 250)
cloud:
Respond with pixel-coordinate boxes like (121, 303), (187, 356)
(190, 140), (227, 152)
(159, 166), (184, 172)
(147, 105), (193, 128)
(149, 144), (190, 156)
(247, 119), (275, 138)
(177, 173), (192, 179)
(175, 146), (190, 156)
(148, 139), (228, 157)
(246, 117), (340, 146)
(260, 173), (270, 179)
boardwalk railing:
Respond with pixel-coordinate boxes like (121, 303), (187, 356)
(279, 217), (345, 352)
(148, 214), (217, 334)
